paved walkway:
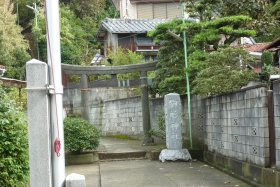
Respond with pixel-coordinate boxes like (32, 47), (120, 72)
(66, 137), (250, 187)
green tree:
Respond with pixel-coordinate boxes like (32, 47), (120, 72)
(0, 0), (30, 79)
(182, 0), (278, 42)
(183, 15), (256, 49)
(104, 48), (144, 80)
(59, 0), (119, 20)
(192, 48), (257, 96)
(183, 0), (271, 21)
(11, 0), (35, 27)
(183, 0), (222, 21)
(149, 16), (256, 96)
(151, 42), (186, 95)
(0, 84), (29, 186)
(271, 0), (280, 18)
(35, 4), (98, 65)
(60, 0), (106, 19)
(96, 0), (120, 21)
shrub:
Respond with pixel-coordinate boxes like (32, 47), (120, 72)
(192, 48), (257, 96)
(64, 117), (100, 152)
(103, 48), (144, 80)
(260, 64), (279, 82)
(0, 85), (29, 186)
(261, 51), (274, 65)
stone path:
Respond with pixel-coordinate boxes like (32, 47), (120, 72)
(66, 137), (250, 187)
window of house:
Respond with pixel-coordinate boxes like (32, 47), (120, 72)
(137, 4), (153, 19)
(137, 37), (153, 46)
(154, 3), (167, 19)
(137, 2), (180, 19)
(167, 3), (180, 18)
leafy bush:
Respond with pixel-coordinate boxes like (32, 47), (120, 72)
(5, 87), (27, 110)
(261, 51), (274, 65)
(260, 64), (279, 82)
(158, 76), (186, 96)
(0, 85), (29, 186)
(64, 117), (100, 152)
(103, 48), (144, 80)
(192, 48), (257, 96)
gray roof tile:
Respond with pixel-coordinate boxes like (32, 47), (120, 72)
(101, 18), (168, 33)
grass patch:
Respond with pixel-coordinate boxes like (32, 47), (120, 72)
(107, 135), (138, 140)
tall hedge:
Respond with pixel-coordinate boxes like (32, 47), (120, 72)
(0, 85), (29, 186)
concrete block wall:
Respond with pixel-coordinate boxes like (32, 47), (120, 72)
(273, 81), (280, 169)
(150, 98), (164, 130)
(63, 86), (271, 167)
(183, 95), (206, 149)
(101, 97), (143, 136)
(63, 87), (138, 126)
(205, 86), (269, 167)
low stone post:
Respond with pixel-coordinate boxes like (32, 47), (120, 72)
(26, 59), (52, 186)
(66, 173), (86, 187)
(159, 93), (191, 162)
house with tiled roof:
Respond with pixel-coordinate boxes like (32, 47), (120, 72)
(96, 0), (181, 64)
(234, 37), (280, 66)
(230, 37), (280, 74)
(98, 18), (166, 62)
(262, 37), (280, 66)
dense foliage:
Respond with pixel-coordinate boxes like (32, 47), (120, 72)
(149, 16), (257, 96)
(262, 51), (274, 65)
(33, 0), (118, 65)
(34, 4), (98, 65)
(0, 0), (30, 79)
(103, 48), (144, 80)
(151, 42), (186, 95)
(191, 48), (257, 96)
(0, 84), (29, 186)
(64, 117), (100, 152)
(182, 0), (279, 42)
(105, 48), (144, 66)
(184, 0), (271, 20)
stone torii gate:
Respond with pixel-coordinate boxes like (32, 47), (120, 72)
(61, 62), (157, 144)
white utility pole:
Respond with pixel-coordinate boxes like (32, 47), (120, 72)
(45, 1), (65, 187)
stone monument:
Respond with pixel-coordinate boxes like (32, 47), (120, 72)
(159, 93), (192, 162)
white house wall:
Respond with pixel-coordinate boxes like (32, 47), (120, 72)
(118, 0), (180, 19)
(120, 0), (137, 18)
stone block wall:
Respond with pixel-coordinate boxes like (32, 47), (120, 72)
(204, 86), (269, 167)
(63, 86), (272, 167)
(63, 87), (138, 126)
(101, 97), (143, 136)
(183, 95), (206, 149)
(273, 81), (280, 169)
(150, 98), (164, 130)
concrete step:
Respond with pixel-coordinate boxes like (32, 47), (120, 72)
(98, 151), (147, 161)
